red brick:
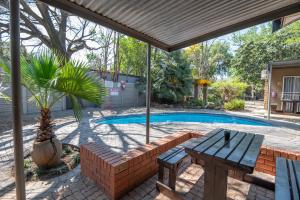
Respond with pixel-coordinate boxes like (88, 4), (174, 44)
(260, 148), (267, 155)
(274, 150), (281, 157)
(280, 151), (288, 158)
(288, 153), (297, 160)
(266, 148), (274, 156)
(256, 158), (264, 164)
(265, 160), (275, 167)
(80, 131), (203, 200)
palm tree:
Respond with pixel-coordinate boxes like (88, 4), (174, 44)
(0, 51), (106, 168)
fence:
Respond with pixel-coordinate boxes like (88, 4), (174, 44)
(79, 82), (145, 109)
(0, 86), (66, 116)
(0, 82), (145, 116)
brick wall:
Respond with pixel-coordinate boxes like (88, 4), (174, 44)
(81, 130), (300, 199)
(255, 146), (300, 176)
(80, 131), (203, 200)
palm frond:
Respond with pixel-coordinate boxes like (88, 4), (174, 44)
(69, 95), (82, 121)
(1, 51), (107, 122)
(0, 82), (10, 102)
(53, 60), (107, 106)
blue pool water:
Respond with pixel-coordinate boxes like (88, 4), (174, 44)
(96, 113), (272, 126)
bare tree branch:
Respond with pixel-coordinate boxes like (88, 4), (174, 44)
(0, 0), (104, 58)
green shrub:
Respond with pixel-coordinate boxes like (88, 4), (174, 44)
(208, 91), (223, 107)
(224, 99), (245, 111)
(185, 99), (203, 108)
(211, 79), (248, 102)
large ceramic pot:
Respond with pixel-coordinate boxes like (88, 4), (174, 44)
(31, 137), (62, 168)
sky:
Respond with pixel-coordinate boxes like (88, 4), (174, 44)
(0, 2), (267, 64)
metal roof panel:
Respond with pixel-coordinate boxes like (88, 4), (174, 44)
(39, 0), (300, 51)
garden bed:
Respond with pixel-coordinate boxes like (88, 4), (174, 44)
(12, 143), (80, 181)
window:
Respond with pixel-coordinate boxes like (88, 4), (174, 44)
(282, 76), (300, 101)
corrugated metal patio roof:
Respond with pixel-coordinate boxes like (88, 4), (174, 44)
(38, 0), (300, 51)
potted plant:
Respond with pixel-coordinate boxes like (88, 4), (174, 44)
(0, 51), (106, 168)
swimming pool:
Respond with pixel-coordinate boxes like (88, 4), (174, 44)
(96, 112), (272, 126)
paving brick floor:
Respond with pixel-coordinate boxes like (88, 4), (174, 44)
(1, 159), (274, 200)
(0, 107), (291, 199)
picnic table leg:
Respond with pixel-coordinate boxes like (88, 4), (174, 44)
(158, 164), (164, 183)
(204, 161), (228, 200)
(169, 167), (178, 190)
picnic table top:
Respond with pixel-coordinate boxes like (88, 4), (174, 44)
(184, 128), (264, 173)
(275, 157), (300, 200)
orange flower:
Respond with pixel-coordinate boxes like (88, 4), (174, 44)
(198, 79), (211, 86)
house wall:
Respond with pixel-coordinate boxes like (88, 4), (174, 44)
(264, 67), (300, 110)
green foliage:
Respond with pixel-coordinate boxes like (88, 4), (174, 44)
(0, 51), (107, 121)
(184, 41), (232, 79)
(72, 154), (80, 165)
(208, 90), (223, 107)
(211, 79), (248, 102)
(0, 59), (10, 102)
(63, 146), (72, 156)
(224, 99), (245, 111)
(0, 81), (10, 102)
(152, 51), (193, 104)
(119, 36), (146, 76)
(185, 99), (203, 108)
(24, 159), (31, 169)
(230, 22), (300, 91)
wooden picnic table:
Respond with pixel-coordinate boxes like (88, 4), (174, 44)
(275, 157), (300, 200)
(185, 128), (264, 200)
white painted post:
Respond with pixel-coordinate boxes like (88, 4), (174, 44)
(267, 64), (272, 120)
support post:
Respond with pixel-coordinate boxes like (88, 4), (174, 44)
(10, 0), (26, 199)
(146, 44), (151, 144)
(267, 64), (272, 120)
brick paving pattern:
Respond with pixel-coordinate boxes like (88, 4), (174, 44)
(0, 107), (296, 199)
(1, 159), (274, 199)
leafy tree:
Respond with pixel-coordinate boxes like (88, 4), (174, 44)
(152, 50), (193, 104)
(184, 41), (232, 79)
(209, 41), (232, 78)
(86, 29), (115, 79)
(0, 51), (106, 168)
(230, 22), (300, 93)
(119, 36), (146, 76)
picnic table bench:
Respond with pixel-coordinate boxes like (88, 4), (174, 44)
(185, 128), (264, 200)
(157, 145), (189, 190)
(275, 157), (300, 200)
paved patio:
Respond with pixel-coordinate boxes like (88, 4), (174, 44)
(1, 159), (274, 200)
(0, 107), (298, 199)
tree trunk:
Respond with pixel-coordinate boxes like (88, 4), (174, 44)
(36, 108), (54, 142)
(194, 84), (199, 99)
(202, 85), (208, 106)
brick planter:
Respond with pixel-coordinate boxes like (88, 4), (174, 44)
(80, 131), (203, 200)
(80, 130), (300, 199)
(255, 146), (300, 176)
